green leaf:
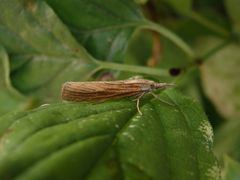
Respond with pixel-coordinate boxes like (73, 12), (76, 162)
(0, 0), (177, 102)
(222, 155), (240, 180)
(195, 37), (240, 119)
(0, 45), (29, 114)
(0, 0), (99, 101)
(0, 90), (220, 179)
(214, 119), (240, 161)
(45, 0), (144, 63)
(45, 0), (194, 62)
(225, 0), (240, 35)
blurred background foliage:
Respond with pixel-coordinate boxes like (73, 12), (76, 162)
(0, 0), (240, 179)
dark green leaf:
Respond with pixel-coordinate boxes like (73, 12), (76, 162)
(45, 0), (144, 62)
(0, 90), (220, 179)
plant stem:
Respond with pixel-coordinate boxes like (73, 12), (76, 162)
(139, 20), (195, 59)
(190, 11), (230, 38)
(201, 38), (232, 62)
(98, 61), (170, 77)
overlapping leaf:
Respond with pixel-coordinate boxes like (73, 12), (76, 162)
(0, 90), (220, 179)
(0, 0), (99, 102)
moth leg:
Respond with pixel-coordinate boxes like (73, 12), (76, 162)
(150, 92), (175, 106)
(136, 92), (146, 115)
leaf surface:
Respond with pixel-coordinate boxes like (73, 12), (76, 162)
(0, 90), (220, 180)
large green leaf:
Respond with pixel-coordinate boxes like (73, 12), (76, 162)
(45, 0), (144, 63)
(0, 45), (29, 114)
(195, 37), (240, 119)
(0, 90), (220, 179)
(0, 0), (99, 101)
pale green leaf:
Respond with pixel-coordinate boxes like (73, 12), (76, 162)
(196, 37), (240, 119)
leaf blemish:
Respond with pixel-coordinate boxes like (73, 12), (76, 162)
(132, 115), (141, 122)
(122, 132), (135, 141)
(174, 109), (179, 112)
(129, 125), (136, 128)
(206, 162), (220, 179)
(198, 121), (213, 143)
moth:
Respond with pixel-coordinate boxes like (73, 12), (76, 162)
(61, 79), (175, 115)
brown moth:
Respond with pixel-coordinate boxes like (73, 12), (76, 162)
(61, 79), (174, 115)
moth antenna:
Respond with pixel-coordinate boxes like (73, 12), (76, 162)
(155, 83), (175, 89)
